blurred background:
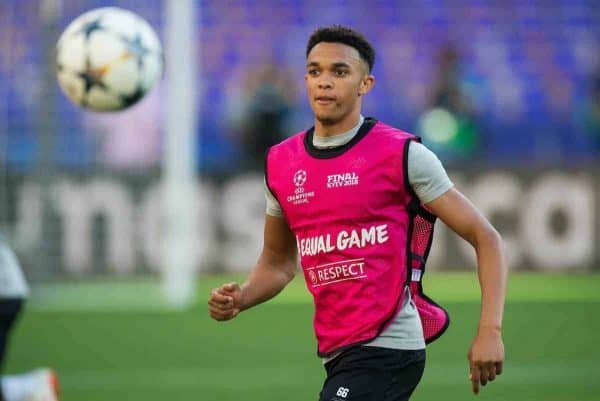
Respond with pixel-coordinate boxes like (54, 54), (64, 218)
(0, 1), (599, 401)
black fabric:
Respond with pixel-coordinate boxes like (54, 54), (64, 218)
(319, 347), (426, 401)
(303, 117), (378, 159)
(0, 298), (24, 401)
(0, 299), (24, 369)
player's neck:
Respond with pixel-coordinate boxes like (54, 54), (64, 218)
(314, 111), (362, 138)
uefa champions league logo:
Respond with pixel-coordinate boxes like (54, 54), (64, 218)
(288, 169), (314, 205)
(293, 170), (307, 187)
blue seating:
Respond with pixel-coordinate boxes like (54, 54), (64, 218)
(0, 0), (598, 171)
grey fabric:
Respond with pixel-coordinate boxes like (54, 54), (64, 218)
(0, 240), (29, 299)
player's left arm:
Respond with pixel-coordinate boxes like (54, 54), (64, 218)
(425, 187), (507, 395)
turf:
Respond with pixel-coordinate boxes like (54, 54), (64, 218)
(6, 273), (600, 401)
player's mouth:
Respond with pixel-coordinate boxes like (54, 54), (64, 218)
(315, 96), (337, 105)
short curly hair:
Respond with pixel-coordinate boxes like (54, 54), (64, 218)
(306, 25), (376, 72)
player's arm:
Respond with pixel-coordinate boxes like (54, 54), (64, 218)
(425, 188), (507, 395)
(208, 214), (297, 321)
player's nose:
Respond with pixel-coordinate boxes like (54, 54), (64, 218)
(317, 79), (333, 90)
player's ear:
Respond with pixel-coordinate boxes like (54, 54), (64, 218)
(358, 74), (375, 96)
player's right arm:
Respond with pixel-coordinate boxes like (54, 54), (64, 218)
(208, 214), (297, 321)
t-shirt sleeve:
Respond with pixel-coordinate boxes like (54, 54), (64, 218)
(407, 141), (454, 204)
(264, 177), (284, 217)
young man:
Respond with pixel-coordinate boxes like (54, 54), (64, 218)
(0, 237), (59, 401)
(208, 25), (506, 400)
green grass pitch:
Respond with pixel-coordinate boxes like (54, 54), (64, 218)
(6, 272), (600, 401)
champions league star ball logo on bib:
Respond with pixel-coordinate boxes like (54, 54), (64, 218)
(287, 170), (315, 205)
(293, 170), (307, 187)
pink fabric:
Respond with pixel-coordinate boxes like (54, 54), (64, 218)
(266, 121), (415, 356)
(410, 278), (449, 342)
(407, 208), (450, 343)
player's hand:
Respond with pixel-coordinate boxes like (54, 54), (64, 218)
(467, 326), (504, 395)
(208, 282), (243, 321)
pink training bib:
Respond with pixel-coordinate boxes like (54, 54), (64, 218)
(266, 118), (449, 356)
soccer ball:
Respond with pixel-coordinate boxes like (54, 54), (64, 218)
(56, 7), (163, 112)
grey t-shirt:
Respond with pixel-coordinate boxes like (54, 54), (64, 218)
(264, 117), (453, 358)
(0, 238), (29, 299)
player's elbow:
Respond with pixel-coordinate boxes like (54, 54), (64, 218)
(473, 223), (503, 252)
(264, 256), (296, 286)
(281, 259), (297, 283)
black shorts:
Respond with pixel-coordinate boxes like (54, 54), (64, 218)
(319, 346), (426, 401)
(0, 298), (24, 369)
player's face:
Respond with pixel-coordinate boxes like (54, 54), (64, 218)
(305, 42), (374, 126)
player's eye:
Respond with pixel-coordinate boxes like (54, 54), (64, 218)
(308, 69), (319, 76)
(335, 69), (348, 77)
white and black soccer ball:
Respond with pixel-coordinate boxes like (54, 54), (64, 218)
(56, 7), (163, 112)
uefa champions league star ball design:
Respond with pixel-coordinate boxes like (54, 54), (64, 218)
(56, 7), (163, 111)
(294, 170), (307, 187)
